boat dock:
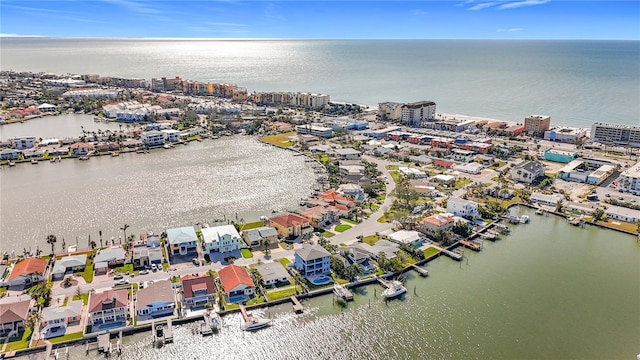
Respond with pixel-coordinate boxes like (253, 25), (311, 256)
(460, 239), (481, 251)
(97, 333), (110, 353)
(442, 248), (463, 261)
(290, 296), (305, 313)
(375, 276), (392, 288)
(165, 319), (174, 343)
(410, 264), (429, 277)
(201, 313), (213, 335)
(239, 305), (250, 322)
(493, 223), (510, 234)
(333, 284), (354, 301)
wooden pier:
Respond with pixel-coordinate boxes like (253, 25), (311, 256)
(290, 296), (305, 313)
(442, 248), (463, 261)
(165, 319), (174, 343)
(333, 284), (354, 301)
(97, 333), (110, 354)
(460, 239), (481, 251)
(410, 264), (429, 277)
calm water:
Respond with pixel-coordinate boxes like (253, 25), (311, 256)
(0, 113), (121, 141)
(1, 39), (639, 128)
(0, 136), (317, 253)
(48, 207), (638, 360)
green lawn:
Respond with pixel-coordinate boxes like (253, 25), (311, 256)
(260, 131), (296, 148)
(265, 285), (302, 300)
(49, 331), (83, 343)
(334, 224), (352, 233)
(245, 296), (266, 306)
(362, 235), (382, 245)
(340, 218), (358, 225)
(322, 230), (335, 237)
(72, 292), (89, 305)
(377, 215), (387, 223)
(279, 258), (291, 267)
(79, 260), (94, 283)
(331, 274), (349, 285)
(5, 329), (32, 352)
(238, 221), (265, 231)
(370, 204), (380, 211)
(240, 249), (253, 259)
(113, 264), (133, 273)
(423, 247), (440, 258)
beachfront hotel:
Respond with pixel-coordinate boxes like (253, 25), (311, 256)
(401, 101), (436, 127)
(619, 160), (640, 195)
(524, 115), (551, 137)
(590, 123), (640, 148)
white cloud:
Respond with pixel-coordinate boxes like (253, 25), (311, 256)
(498, 0), (550, 10)
(497, 28), (524, 32)
(469, 2), (499, 10)
(0, 33), (45, 37)
(412, 9), (430, 16)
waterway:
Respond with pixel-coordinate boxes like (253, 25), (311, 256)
(0, 133), (317, 254)
(45, 207), (640, 360)
(0, 113), (122, 141)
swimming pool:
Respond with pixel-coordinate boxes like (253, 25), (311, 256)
(308, 275), (333, 285)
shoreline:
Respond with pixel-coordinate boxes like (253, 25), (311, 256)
(5, 205), (636, 359)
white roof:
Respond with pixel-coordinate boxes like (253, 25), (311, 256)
(388, 230), (424, 244)
(433, 174), (455, 182)
(202, 225), (241, 245)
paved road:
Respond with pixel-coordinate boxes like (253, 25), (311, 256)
(329, 156), (396, 245)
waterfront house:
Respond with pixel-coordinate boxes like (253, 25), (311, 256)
(70, 142), (94, 156)
(340, 246), (374, 274)
(217, 265), (255, 304)
(604, 205), (640, 224)
(161, 129), (180, 143)
(446, 197), (479, 219)
(300, 205), (340, 229)
(93, 247), (126, 275)
(530, 192), (563, 207)
(132, 238), (163, 269)
(241, 226), (279, 248)
(388, 230), (426, 247)
(37, 103), (57, 112)
(269, 213), (313, 238)
(181, 274), (217, 310)
(87, 289), (128, 333)
(11, 136), (36, 150)
(253, 262), (290, 287)
(0, 148), (20, 160)
(136, 280), (176, 321)
(6, 257), (47, 289)
(40, 300), (83, 339)
(140, 130), (165, 147)
(293, 245), (331, 278)
(0, 295), (31, 338)
(338, 165), (368, 183)
(166, 226), (198, 256)
(51, 254), (87, 281)
(511, 161), (545, 184)
(202, 225), (244, 254)
(420, 214), (455, 236)
(399, 166), (426, 178)
(453, 162), (484, 175)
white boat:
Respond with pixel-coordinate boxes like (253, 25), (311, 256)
(535, 208), (544, 215)
(382, 280), (407, 300)
(163, 144), (171, 149)
(8, 161), (15, 167)
(240, 305), (271, 331)
(520, 215), (530, 224)
(30, 159), (38, 164)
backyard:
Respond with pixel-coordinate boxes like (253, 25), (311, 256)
(260, 132), (296, 148)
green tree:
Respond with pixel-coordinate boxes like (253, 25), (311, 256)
(46, 234), (57, 255)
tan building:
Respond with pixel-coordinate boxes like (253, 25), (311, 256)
(524, 115), (551, 137)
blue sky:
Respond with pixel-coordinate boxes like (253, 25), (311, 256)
(1, 1), (638, 39)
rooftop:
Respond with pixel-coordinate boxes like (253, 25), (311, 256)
(8, 257), (47, 280)
(218, 264), (254, 292)
(254, 262), (290, 283)
(295, 245), (331, 261)
(137, 280), (174, 308)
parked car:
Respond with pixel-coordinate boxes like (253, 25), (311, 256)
(139, 269), (149, 275)
(151, 264), (158, 272)
(113, 274), (124, 280)
(192, 258), (200, 266)
(114, 279), (129, 286)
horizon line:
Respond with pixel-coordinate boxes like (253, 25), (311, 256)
(1, 35), (639, 41)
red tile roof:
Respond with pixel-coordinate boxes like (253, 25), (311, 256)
(434, 159), (454, 167)
(318, 191), (355, 207)
(181, 274), (216, 299)
(421, 214), (454, 227)
(270, 213), (309, 228)
(88, 289), (129, 313)
(9, 258), (47, 280)
(218, 265), (254, 293)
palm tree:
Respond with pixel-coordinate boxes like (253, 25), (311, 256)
(46, 235), (57, 255)
(261, 238), (270, 256)
(120, 224), (130, 244)
(99, 230), (103, 248)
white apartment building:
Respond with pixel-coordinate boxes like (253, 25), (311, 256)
(202, 225), (243, 254)
(401, 101), (436, 127)
(446, 197), (479, 218)
(161, 129), (180, 143)
(619, 161), (640, 195)
(11, 136), (36, 150)
(291, 92), (330, 110)
(140, 131), (165, 147)
(511, 161), (545, 184)
(544, 127), (588, 144)
(590, 123), (640, 148)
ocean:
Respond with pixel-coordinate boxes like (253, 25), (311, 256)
(1, 38), (638, 128)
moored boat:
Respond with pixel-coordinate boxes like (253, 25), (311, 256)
(210, 311), (222, 333)
(8, 161), (15, 167)
(382, 280), (407, 300)
(240, 305), (271, 331)
(520, 215), (530, 224)
(535, 208), (544, 215)
(30, 159), (38, 164)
